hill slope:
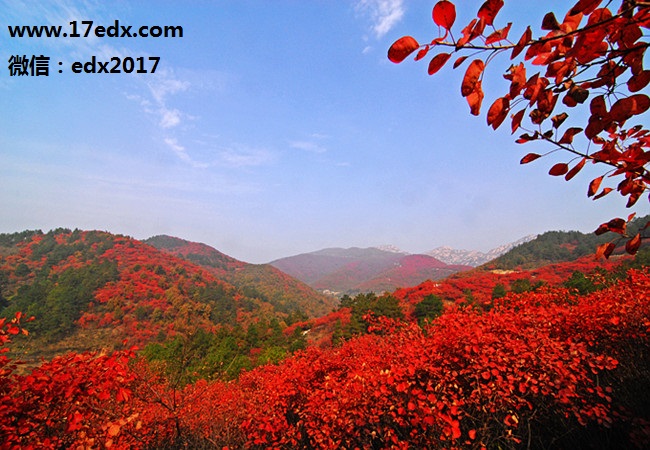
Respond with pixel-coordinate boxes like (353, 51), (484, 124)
(270, 247), (471, 295)
(0, 229), (334, 359)
(487, 215), (650, 270)
(145, 235), (336, 317)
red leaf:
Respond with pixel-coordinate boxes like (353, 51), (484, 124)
(590, 95), (608, 116)
(626, 233), (642, 254)
(414, 46), (430, 61)
(628, 71), (650, 92)
(388, 36), (420, 63)
(505, 62), (526, 98)
(466, 81), (484, 115)
(452, 422), (462, 439)
(487, 96), (510, 129)
(541, 12), (561, 30)
(559, 127), (583, 144)
(565, 158), (586, 180)
(469, 429), (477, 440)
(549, 162), (569, 176)
(485, 23), (512, 45)
(457, 18), (483, 48)
(461, 59), (485, 97)
(596, 242), (616, 259)
(511, 108), (526, 133)
(516, 132), (539, 143)
(433, 0), (456, 30)
(512, 27), (532, 59)
(428, 53), (452, 75)
(610, 94), (650, 124)
(628, 94), (650, 115)
(588, 176), (604, 196)
(551, 112), (568, 128)
(569, 0), (603, 16)
(453, 55), (468, 69)
(478, 0), (504, 26)
(607, 218), (627, 234)
(520, 153), (541, 164)
(593, 187), (613, 199)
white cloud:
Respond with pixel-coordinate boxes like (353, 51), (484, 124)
(159, 108), (182, 129)
(145, 69), (191, 130)
(290, 140), (327, 154)
(356, 0), (405, 39)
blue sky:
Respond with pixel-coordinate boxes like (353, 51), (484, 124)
(1, 0), (646, 263)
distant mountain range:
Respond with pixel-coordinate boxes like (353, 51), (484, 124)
(425, 235), (538, 267)
(270, 247), (472, 295)
(269, 236), (538, 295)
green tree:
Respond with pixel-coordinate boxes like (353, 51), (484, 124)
(414, 294), (444, 325)
(491, 283), (507, 300)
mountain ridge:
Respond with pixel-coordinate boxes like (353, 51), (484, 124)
(270, 248), (472, 295)
(425, 235), (538, 267)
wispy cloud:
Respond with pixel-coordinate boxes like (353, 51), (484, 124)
(290, 140), (327, 154)
(355, 0), (405, 39)
(163, 138), (209, 169)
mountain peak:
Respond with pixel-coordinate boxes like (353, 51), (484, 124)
(375, 245), (408, 254)
(426, 235), (538, 267)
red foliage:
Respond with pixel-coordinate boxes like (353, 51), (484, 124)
(388, 0), (650, 252)
(2, 269), (649, 448)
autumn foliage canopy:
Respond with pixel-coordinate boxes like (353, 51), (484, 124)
(389, 0), (650, 255)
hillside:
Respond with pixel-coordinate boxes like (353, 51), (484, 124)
(0, 229), (334, 360)
(487, 214), (650, 270)
(270, 247), (471, 295)
(145, 235), (336, 318)
(354, 254), (471, 293)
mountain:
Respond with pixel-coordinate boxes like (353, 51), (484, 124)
(354, 254), (472, 293)
(144, 235), (336, 318)
(0, 229), (335, 360)
(270, 247), (471, 295)
(426, 235), (538, 267)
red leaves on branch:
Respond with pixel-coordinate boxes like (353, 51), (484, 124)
(559, 127), (583, 144)
(512, 26), (533, 59)
(433, 0), (456, 30)
(388, 0), (650, 255)
(388, 36), (420, 63)
(485, 22), (512, 45)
